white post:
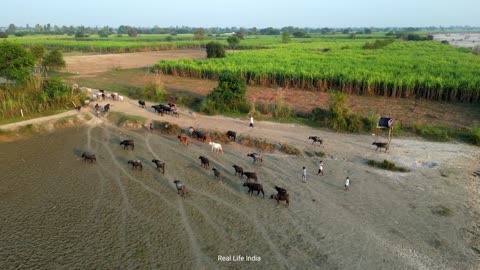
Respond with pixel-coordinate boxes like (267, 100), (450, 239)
(20, 109), (24, 117)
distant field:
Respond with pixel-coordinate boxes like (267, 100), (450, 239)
(154, 40), (480, 102)
(6, 33), (387, 53)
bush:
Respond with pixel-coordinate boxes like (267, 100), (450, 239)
(0, 32), (8, 38)
(346, 113), (364, 132)
(411, 122), (451, 142)
(199, 99), (218, 115)
(42, 77), (69, 99)
(255, 101), (270, 114)
(142, 82), (166, 102)
(206, 42), (226, 58)
(468, 126), (480, 145)
(311, 107), (328, 122)
(272, 97), (291, 119)
(239, 135), (276, 152)
(362, 39), (394, 49)
(108, 112), (146, 126)
(327, 91), (349, 130)
(367, 159), (410, 172)
(430, 205), (453, 217)
(279, 143), (301, 155)
(200, 71), (248, 114)
(152, 121), (181, 135)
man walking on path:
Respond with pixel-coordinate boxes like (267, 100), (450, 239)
(345, 177), (350, 191)
(249, 116), (254, 127)
(317, 161), (324, 176)
(302, 166), (307, 183)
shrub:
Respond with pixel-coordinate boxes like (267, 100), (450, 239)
(208, 131), (231, 143)
(311, 107), (328, 121)
(239, 135), (276, 152)
(468, 126), (480, 145)
(0, 32), (8, 38)
(152, 121), (181, 135)
(430, 205), (453, 217)
(411, 122), (451, 142)
(304, 150), (326, 158)
(346, 113), (363, 133)
(279, 143), (301, 155)
(143, 81), (166, 102)
(327, 91), (349, 130)
(42, 77), (69, 99)
(363, 114), (379, 131)
(199, 99), (218, 115)
(206, 42), (226, 58)
(362, 39), (394, 49)
(367, 159), (410, 172)
(107, 112), (146, 126)
(200, 71), (248, 114)
(255, 101), (270, 115)
(271, 97), (291, 119)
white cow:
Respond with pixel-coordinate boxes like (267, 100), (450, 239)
(209, 142), (223, 153)
(118, 95), (124, 102)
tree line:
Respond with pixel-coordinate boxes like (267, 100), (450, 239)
(2, 23), (479, 38)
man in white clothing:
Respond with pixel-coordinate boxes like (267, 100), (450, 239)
(345, 177), (350, 191)
(317, 161), (324, 176)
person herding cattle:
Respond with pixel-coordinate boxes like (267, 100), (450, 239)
(317, 161), (324, 176)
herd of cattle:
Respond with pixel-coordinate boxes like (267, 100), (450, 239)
(78, 87), (389, 208)
(81, 131), (290, 207)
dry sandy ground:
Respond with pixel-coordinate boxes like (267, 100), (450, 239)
(63, 49), (206, 75)
(433, 33), (480, 48)
(1, 94), (479, 269)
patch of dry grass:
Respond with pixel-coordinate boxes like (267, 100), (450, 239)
(239, 135), (276, 152)
(279, 142), (301, 155)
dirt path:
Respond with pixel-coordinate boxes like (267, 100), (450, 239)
(1, 93), (479, 269)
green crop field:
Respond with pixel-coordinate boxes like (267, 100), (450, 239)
(154, 40), (480, 102)
(6, 33), (386, 53)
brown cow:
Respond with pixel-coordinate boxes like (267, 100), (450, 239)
(178, 135), (189, 146)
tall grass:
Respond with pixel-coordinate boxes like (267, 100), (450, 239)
(0, 77), (86, 120)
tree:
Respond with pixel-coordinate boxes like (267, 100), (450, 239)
(227, 35), (240, 50)
(235, 28), (246, 39)
(127, 28), (138, 37)
(364, 28), (372, 34)
(8, 23), (16, 32)
(206, 42), (225, 58)
(98, 26), (110, 37)
(200, 71), (248, 114)
(282, 31), (290, 43)
(0, 41), (35, 83)
(293, 31), (309, 38)
(42, 49), (66, 75)
(0, 32), (7, 38)
(30, 44), (46, 63)
(194, 28), (205, 40)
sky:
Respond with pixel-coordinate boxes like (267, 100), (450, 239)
(2, 0), (478, 28)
